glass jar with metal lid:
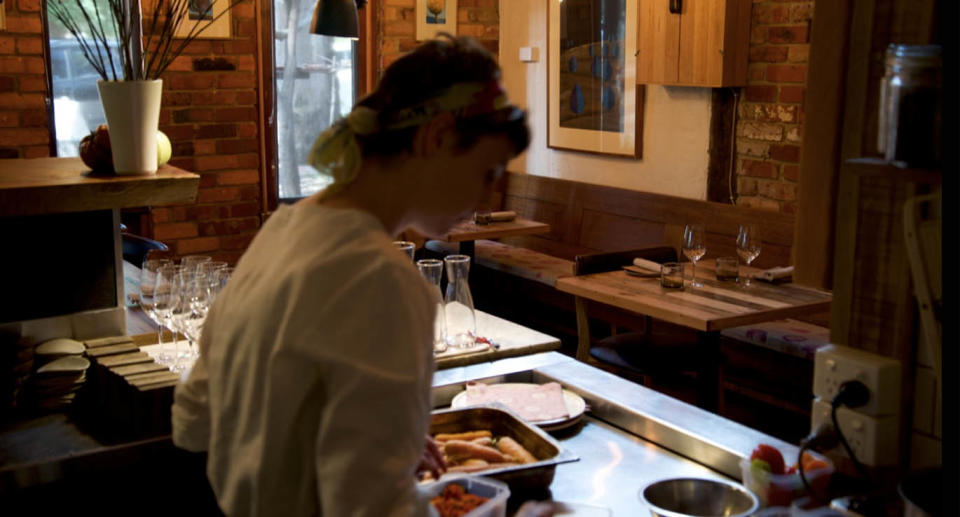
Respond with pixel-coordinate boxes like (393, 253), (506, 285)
(878, 44), (941, 167)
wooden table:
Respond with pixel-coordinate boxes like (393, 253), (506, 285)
(555, 262), (832, 411)
(440, 217), (550, 257)
(435, 310), (562, 369)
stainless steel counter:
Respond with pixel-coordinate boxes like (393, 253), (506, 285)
(432, 352), (800, 515)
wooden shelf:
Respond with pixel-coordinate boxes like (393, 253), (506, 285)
(0, 157), (199, 217)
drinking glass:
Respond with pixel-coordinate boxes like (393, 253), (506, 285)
(182, 273), (210, 360)
(181, 255), (212, 274)
(682, 223), (706, 288)
(443, 255), (476, 349)
(154, 264), (183, 365)
(736, 224), (762, 287)
(170, 270), (197, 371)
(660, 262), (684, 289)
(715, 257), (739, 281)
(215, 267), (235, 296)
(417, 259), (447, 354)
(393, 241), (416, 262)
(140, 258), (172, 356)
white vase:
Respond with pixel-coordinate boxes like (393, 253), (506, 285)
(97, 79), (163, 175)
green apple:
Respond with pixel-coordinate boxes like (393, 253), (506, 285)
(157, 130), (172, 166)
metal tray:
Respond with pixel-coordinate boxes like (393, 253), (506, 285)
(428, 404), (579, 492)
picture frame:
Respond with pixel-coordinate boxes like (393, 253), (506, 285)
(416, 0), (457, 41)
(175, 0), (231, 39)
(548, 0), (643, 158)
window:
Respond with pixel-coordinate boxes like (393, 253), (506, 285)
(46, 16), (117, 157)
(273, 0), (358, 200)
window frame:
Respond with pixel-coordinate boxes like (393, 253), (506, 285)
(258, 1), (378, 213)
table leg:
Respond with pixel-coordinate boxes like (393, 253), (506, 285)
(459, 240), (476, 260)
(695, 331), (722, 413)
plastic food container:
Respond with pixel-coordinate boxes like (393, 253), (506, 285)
(740, 450), (835, 508)
(423, 475), (510, 517)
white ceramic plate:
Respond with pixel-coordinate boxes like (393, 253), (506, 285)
(450, 383), (587, 431)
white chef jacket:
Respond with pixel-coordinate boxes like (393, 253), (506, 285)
(172, 203), (437, 517)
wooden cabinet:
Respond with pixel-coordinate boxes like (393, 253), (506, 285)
(637, 0), (752, 87)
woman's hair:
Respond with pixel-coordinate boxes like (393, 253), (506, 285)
(355, 34), (530, 158)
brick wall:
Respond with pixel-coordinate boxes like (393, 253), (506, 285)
(149, 4), (263, 265)
(0, 2), (263, 265)
(0, 0), (50, 159)
(379, 0), (499, 76)
(735, 0), (813, 213)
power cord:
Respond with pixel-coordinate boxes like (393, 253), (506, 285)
(798, 380), (872, 503)
(830, 380), (873, 484)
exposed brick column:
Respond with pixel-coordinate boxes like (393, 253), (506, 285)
(379, 0), (499, 77)
(735, 0), (813, 213)
(0, 0), (51, 159)
(148, 1), (263, 264)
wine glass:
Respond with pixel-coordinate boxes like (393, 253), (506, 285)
(682, 223), (707, 288)
(154, 264), (182, 365)
(736, 224), (762, 287)
(170, 270), (198, 371)
(140, 258), (172, 357)
(181, 255), (212, 274)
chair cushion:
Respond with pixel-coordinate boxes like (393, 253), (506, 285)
(425, 239), (575, 287)
(720, 319), (831, 359)
(590, 331), (699, 376)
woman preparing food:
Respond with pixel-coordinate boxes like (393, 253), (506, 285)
(170, 35), (550, 517)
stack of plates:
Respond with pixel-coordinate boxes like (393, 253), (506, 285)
(30, 338), (90, 411)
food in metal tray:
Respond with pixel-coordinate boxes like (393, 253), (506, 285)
(430, 483), (489, 517)
(421, 429), (540, 481)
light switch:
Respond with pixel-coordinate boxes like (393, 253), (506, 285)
(519, 47), (539, 63)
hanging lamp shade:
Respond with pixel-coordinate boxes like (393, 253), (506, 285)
(310, 0), (360, 38)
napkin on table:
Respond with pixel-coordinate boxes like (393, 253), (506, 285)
(632, 257), (663, 273)
(753, 265), (794, 283)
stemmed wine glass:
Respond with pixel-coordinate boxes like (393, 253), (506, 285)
(736, 224), (762, 287)
(154, 264), (182, 366)
(140, 258), (172, 360)
(682, 223), (706, 288)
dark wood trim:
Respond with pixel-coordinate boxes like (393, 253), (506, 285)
(792, 0), (854, 289)
(257, 0), (279, 216)
(357, 2), (379, 97)
(40, 0), (57, 157)
(707, 87), (736, 204)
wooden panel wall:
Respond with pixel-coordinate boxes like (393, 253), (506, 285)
(501, 172), (796, 270)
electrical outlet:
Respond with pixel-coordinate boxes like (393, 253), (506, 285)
(811, 398), (900, 467)
(813, 344), (901, 416)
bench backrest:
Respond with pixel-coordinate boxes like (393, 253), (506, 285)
(498, 172), (795, 269)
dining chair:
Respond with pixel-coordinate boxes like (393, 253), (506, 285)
(573, 246), (700, 391)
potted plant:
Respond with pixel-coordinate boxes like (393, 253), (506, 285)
(48, 0), (239, 174)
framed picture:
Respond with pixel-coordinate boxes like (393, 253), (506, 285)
(416, 0), (457, 41)
(548, 0), (643, 158)
(175, 0), (231, 39)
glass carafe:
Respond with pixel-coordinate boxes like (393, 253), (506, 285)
(416, 259), (447, 354)
(443, 255), (476, 349)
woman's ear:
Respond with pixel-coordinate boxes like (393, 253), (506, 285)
(414, 112), (457, 157)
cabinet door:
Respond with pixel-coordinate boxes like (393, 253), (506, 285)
(678, 0), (750, 86)
(637, 0), (681, 84)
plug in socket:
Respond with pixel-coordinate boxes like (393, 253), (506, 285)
(813, 345), (901, 416)
(811, 397), (900, 467)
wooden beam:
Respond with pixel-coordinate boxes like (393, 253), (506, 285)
(792, 0), (854, 289)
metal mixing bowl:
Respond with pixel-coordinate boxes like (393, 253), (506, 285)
(639, 477), (759, 517)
